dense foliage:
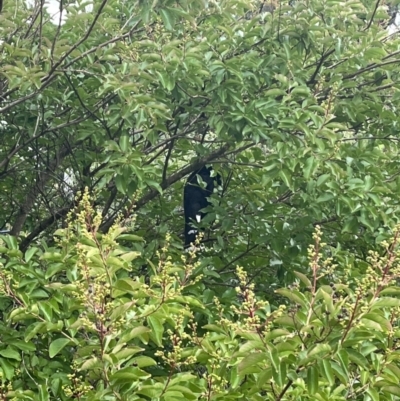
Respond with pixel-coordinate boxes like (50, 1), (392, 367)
(0, 0), (400, 272)
(2, 0), (400, 399)
(1, 194), (400, 400)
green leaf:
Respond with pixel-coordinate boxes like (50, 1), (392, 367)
(382, 386), (400, 397)
(160, 8), (174, 31)
(366, 388), (379, 401)
(147, 315), (163, 347)
(265, 88), (286, 97)
(306, 365), (318, 395)
(41, 252), (63, 262)
(0, 347), (21, 361)
(265, 329), (290, 342)
(10, 341), (36, 352)
(316, 174), (330, 187)
(293, 271), (312, 288)
(174, 296), (205, 309)
(346, 349), (368, 370)
(118, 326), (151, 345)
(145, 179), (163, 194)
(316, 193), (334, 203)
(361, 313), (391, 332)
(115, 174), (127, 194)
(81, 357), (101, 371)
(303, 156), (318, 179)
(111, 367), (151, 382)
(109, 302), (136, 320)
(279, 169), (293, 189)
(131, 356), (157, 368)
(136, 386), (162, 398)
(380, 286), (400, 296)
(268, 347), (280, 372)
(114, 278), (141, 294)
(24, 322), (46, 342)
(291, 86), (310, 96)
(119, 135), (130, 152)
(275, 288), (308, 308)
(45, 263), (65, 279)
(38, 302), (53, 321)
(120, 251), (141, 263)
(364, 47), (386, 60)
(49, 338), (71, 358)
(337, 350), (349, 378)
(307, 344), (331, 358)
(0, 358), (14, 380)
(39, 384), (49, 401)
(113, 347), (144, 361)
(166, 386), (197, 400)
(238, 353), (266, 375)
(371, 297), (400, 310)
(320, 359), (334, 386)
(25, 247), (38, 263)
(164, 392), (188, 401)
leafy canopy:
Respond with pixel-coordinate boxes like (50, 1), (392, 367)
(1, 0), (400, 399)
(0, 0), (399, 277)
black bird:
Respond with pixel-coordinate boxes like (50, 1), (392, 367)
(183, 166), (221, 247)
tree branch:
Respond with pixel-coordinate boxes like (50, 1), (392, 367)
(364, 0), (381, 31)
(19, 206), (71, 252)
(100, 144), (231, 232)
(10, 145), (71, 236)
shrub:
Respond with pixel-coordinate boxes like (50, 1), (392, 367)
(1, 193), (400, 400)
